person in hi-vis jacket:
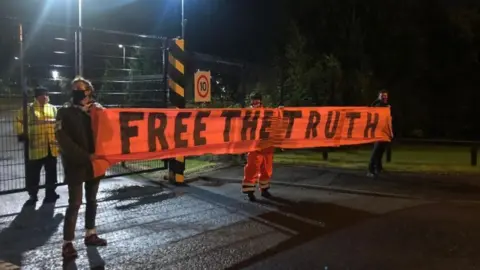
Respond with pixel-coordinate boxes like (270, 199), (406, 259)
(14, 87), (59, 204)
(55, 76), (107, 260)
(242, 92), (274, 202)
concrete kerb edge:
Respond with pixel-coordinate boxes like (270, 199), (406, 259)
(138, 164), (480, 204)
(196, 176), (429, 201)
(275, 161), (480, 178)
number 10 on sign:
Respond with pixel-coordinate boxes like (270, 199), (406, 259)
(194, 70), (211, 103)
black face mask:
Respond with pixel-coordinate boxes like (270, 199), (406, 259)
(72, 90), (87, 105)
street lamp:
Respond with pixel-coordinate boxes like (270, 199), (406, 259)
(51, 70), (60, 81)
(118, 44), (126, 68)
(181, 0), (186, 39)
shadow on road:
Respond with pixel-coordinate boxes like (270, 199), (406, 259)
(183, 185), (376, 270)
(0, 200), (63, 267)
(87, 247), (106, 269)
(62, 247), (106, 270)
(226, 195), (375, 269)
(102, 185), (175, 211)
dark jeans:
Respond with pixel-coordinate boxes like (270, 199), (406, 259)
(368, 142), (388, 174)
(63, 180), (100, 241)
(27, 150), (57, 197)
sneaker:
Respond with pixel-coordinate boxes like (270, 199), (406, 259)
(62, 242), (78, 260)
(366, 172), (376, 178)
(84, 234), (107, 247)
(261, 189), (272, 198)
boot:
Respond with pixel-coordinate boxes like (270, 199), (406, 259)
(261, 189), (272, 198)
(246, 191), (256, 202)
(62, 242), (78, 260)
(84, 234), (107, 247)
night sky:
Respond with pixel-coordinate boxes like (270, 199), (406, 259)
(0, 0), (283, 62)
(1, 0), (480, 139)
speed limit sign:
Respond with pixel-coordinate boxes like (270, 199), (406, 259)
(194, 70), (211, 103)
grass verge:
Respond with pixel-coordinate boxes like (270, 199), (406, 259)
(119, 144), (479, 178)
(276, 144), (479, 175)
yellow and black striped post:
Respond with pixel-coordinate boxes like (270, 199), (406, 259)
(167, 38), (186, 185)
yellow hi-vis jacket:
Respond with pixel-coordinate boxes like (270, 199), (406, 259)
(14, 100), (59, 160)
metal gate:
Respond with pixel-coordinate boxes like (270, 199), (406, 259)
(0, 17), (170, 194)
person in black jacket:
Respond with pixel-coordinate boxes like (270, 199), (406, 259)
(55, 76), (107, 260)
(368, 90), (391, 177)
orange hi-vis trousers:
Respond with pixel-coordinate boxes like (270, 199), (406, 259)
(242, 147), (274, 193)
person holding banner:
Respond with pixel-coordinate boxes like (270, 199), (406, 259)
(368, 89), (391, 177)
(55, 77), (107, 260)
(242, 92), (274, 201)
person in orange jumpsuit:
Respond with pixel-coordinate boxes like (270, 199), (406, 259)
(242, 92), (274, 201)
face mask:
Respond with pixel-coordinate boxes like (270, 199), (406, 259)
(72, 90), (87, 105)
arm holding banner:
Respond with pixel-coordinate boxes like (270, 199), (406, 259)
(55, 108), (91, 164)
(89, 104), (113, 178)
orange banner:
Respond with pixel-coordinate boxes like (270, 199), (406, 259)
(90, 107), (392, 177)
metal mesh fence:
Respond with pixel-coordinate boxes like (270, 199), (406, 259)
(79, 23), (168, 178)
(0, 93), (26, 193)
(0, 18), (168, 194)
(0, 19), (30, 193)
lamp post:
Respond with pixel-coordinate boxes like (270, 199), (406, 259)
(181, 0), (185, 39)
(78, 0), (83, 76)
(118, 44), (126, 68)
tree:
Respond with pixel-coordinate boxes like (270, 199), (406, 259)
(282, 21), (312, 106)
(280, 21), (345, 106)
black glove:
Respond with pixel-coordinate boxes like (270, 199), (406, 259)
(17, 134), (26, 142)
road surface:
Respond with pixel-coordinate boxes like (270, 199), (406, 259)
(1, 172), (480, 269)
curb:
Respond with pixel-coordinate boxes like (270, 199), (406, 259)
(195, 176), (480, 204)
(274, 163), (480, 181)
(267, 162), (480, 185)
(197, 176), (425, 200)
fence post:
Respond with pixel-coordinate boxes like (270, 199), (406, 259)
(19, 24), (29, 189)
(322, 149), (328, 160)
(471, 144), (478, 166)
(386, 143), (392, 163)
(162, 39), (170, 171)
(167, 38), (186, 185)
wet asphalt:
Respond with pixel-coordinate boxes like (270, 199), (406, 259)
(0, 171), (480, 269)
